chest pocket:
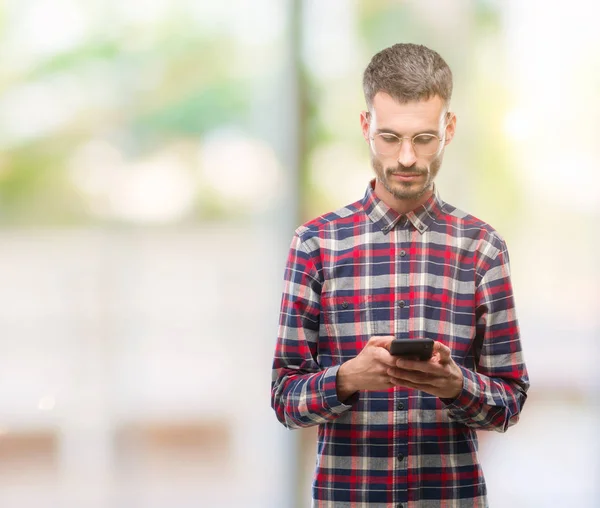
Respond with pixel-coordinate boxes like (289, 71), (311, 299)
(321, 292), (392, 361)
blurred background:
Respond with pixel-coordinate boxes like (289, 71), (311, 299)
(0, 0), (598, 506)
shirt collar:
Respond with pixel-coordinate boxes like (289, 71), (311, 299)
(361, 179), (444, 234)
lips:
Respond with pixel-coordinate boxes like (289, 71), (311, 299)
(390, 172), (422, 179)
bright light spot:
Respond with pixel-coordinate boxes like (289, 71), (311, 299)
(69, 141), (198, 223)
(108, 154), (197, 223)
(303, 0), (359, 79)
(0, 76), (85, 145)
(200, 129), (282, 212)
(12, 0), (88, 60)
(230, 0), (285, 46)
(114, 0), (172, 26)
(504, 108), (530, 141)
(529, 152), (600, 213)
(38, 396), (56, 411)
(188, 0), (284, 45)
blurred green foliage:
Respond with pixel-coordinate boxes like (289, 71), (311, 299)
(0, 1), (521, 229)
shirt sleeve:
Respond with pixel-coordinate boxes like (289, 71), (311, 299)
(441, 240), (530, 432)
(270, 233), (355, 430)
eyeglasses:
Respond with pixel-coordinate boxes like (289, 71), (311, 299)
(369, 131), (444, 157)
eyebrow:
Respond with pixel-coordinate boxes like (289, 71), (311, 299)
(375, 127), (440, 136)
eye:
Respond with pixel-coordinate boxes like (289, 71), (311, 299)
(379, 134), (399, 144)
(413, 134), (437, 145)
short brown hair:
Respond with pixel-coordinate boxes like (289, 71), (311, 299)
(363, 43), (453, 110)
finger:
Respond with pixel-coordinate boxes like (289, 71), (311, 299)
(388, 376), (437, 393)
(374, 347), (398, 367)
(367, 335), (395, 350)
(388, 367), (438, 385)
(433, 341), (453, 363)
(395, 357), (441, 374)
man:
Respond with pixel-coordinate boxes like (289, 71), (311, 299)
(271, 43), (529, 507)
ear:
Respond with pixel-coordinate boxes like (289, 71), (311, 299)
(444, 112), (457, 146)
(360, 110), (370, 142)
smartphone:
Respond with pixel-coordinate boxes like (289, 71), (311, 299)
(389, 338), (434, 361)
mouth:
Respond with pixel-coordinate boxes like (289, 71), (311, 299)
(389, 172), (422, 181)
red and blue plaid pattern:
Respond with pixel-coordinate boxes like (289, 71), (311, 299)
(271, 180), (529, 507)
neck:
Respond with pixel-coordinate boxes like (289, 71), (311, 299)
(373, 179), (434, 215)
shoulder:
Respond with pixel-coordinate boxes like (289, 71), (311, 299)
(294, 198), (364, 246)
(438, 200), (507, 256)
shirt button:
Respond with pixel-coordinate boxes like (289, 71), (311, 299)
(341, 302), (348, 309)
(397, 504), (404, 508)
(398, 300), (406, 308)
(399, 250), (406, 257)
(397, 402), (404, 410)
(397, 453), (404, 461)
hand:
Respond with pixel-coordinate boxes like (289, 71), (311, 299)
(336, 336), (398, 400)
(387, 341), (464, 399)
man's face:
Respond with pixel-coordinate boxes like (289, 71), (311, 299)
(360, 93), (456, 203)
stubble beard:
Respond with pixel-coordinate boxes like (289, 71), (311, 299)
(371, 153), (443, 202)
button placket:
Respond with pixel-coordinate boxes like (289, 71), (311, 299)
(397, 228), (410, 336)
(394, 224), (410, 508)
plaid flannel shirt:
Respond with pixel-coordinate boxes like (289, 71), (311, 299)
(271, 180), (529, 507)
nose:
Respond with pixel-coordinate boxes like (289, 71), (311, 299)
(397, 138), (417, 167)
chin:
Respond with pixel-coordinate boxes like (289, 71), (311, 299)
(392, 183), (430, 201)
(390, 179), (424, 192)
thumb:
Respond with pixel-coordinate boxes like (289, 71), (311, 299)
(367, 335), (395, 351)
(433, 341), (452, 363)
